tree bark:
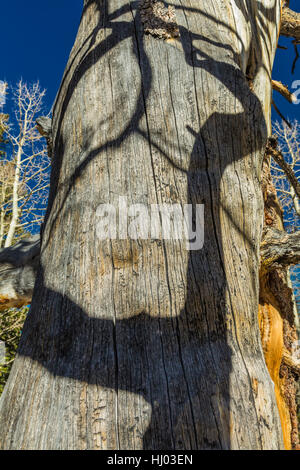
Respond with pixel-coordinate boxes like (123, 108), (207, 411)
(0, 0), (284, 449)
(280, 6), (300, 40)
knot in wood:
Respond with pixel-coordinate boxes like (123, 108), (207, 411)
(139, 0), (180, 40)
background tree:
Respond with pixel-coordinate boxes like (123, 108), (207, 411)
(271, 120), (300, 228)
(0, 0), (299, 450)
(0, 81), (50, 248)
(0, 82), (49, 396)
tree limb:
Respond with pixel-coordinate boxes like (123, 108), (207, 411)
(36, 116), (52, 161)
(272, 80), (296, 103)
(280, 6), (300, 72)
(271, 100), (291, 129)
(292, 41), (299, 73)
(0, 235), (40, 310)
(282, 348), (300, 376)
(280, 6), (300, 40)
(261, 227), (300, 269)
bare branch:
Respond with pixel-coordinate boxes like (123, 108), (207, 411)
(267, 136), (300, 200)
(292, 41), (299, 74)
(282, 348), (300, 376)
(271, 100), (291, 128)
(36, 116), (52, 161)
(272, 80), (296, 103)
(280, 6), (300, 73)
(280, 6), (300, 41)
(261, 227), (300, 268)
(0, 235), (39, 310)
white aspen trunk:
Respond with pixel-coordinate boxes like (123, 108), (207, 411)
(4, 124), (27, 247)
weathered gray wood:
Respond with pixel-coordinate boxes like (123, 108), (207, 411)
(2, 224), (300, 313)
(261, 227), (300, 268)
(280, 6), (300, 40)
(1, 224), (299, 311)
(0, 235), (39, 310)
(0, 0), (284, 449)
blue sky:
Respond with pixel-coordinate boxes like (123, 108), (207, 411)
(0, 0), (299, 120)
(1, 1), (82, 111)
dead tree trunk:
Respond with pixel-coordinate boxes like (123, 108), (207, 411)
(0, 0), (284, 449)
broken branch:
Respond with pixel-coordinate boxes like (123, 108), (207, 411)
(260, 227), (300, 269)
(280, 7), (300, 41)
(0, 236), (40, 310)
(272, 80), (295, 103)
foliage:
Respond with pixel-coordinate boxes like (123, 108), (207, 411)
(0, 306), (28, 396)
